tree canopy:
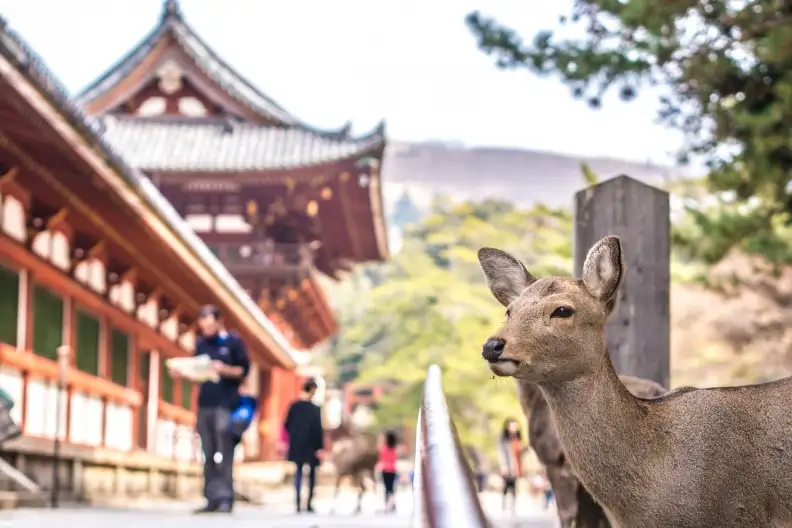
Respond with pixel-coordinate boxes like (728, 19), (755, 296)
(466, 1), (792, 265)
(320, 198), (573, 450)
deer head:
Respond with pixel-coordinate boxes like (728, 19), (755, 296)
(477, 236), (624, 383)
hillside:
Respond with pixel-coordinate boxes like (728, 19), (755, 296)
(380, 141), (677, 212)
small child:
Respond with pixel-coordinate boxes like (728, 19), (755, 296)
(378, 430), (399, 513)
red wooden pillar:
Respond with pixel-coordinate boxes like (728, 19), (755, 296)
(62, 295), (75, 443)
(262, 367), (283, 461)
(258, 368), (274, 460)
(17, 267), (33, 433)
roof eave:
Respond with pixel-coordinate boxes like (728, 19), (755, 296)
(0, 27), (298, 370)
(367, 140), (390, 261)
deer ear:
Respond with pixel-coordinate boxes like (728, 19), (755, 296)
(478, 248), (535, 307)
(581, 236), (624, 303)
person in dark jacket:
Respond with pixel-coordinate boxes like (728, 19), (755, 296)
(189, 305), (250, 514)
(284, 379), (324, 513)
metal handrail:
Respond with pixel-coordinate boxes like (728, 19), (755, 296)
(412, 364), (490, 527)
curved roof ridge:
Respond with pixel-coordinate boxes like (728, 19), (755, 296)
(100, 113), (386, 172)
(103, 113), (387, 144)
(77, 1), (381, 140)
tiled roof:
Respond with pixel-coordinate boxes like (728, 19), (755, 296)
(77, 0), (351, 138)
(0, 16), (300, 365)
(101, 115), (386, 172)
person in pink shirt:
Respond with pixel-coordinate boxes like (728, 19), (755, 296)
(276, 425), (289, 458)
(378, 430), (400, 513)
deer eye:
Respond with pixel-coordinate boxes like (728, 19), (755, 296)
(551, 306), (575, 319)
(505, 308), (512, 319)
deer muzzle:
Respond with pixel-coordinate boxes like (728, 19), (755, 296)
(481, 338), (506, 362)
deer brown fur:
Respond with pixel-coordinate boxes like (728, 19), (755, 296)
(478, 235), (792, 528)
(327, 420), (379, 514)
(519, 376), (666, 528)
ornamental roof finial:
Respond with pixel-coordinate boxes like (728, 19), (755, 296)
(162, 0), (183, 22)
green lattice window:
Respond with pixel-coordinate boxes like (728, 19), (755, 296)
(160, 361), (173, 402)
(75, 310), (100, 376)
(181, 380), (192, 409)
(0, 265), (19, 346)
(110, 328), (129, 386)
(32, 285), (62, 361)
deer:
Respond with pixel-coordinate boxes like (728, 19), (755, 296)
(519, 375), (666, 528)
(477, 235), (792, 528)
(326, 418), (379, 514)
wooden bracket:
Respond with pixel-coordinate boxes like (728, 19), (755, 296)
(46, 208), (68, 231)
(87, 241), (108, 262)
(0, 167), (17, 187)
(120, 268), (138, 286)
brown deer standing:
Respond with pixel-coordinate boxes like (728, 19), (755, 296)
(327, 419), (379, 514)
(477, 235), (792, 528)
(520, 376), (665, 528)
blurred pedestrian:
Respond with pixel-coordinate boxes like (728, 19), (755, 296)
(378, 430), (400, 513)
(464, 444), (490, 493)
(497, 417), (526, 515)
(531, 469), (553, 509)
(188, 305), (250, 514)
(284, 379), (325, 513)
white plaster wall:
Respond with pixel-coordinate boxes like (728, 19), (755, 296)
(0, 367), (23, 423)
(161, 317), (178, 341)
(174, 424), (195, 461)
(178, 330), (195, 353)
(1, 197), (26, 242)
(50, 232), (70, 271)
(155, 418), (176, 458)
(88, 260), (106, 294)
(105, 402), (133, 451)
(68, 392), (103, 446)
(31, 231), (50, 260)
(25, 378), (66, 439)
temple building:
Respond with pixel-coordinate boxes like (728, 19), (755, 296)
(0, 0), (387, 499)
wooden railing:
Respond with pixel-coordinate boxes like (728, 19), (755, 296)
(412, 364), (490, 527)
(0, 343), (142, 407)
(205, 242), (312, 277)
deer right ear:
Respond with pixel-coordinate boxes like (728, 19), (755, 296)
(477, 248), (535, 307)
(581, 236), (624, 304)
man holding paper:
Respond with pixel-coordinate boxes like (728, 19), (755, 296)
(187, 305), (250, 514)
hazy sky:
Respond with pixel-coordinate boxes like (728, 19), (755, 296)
(0, 0), (684, 164)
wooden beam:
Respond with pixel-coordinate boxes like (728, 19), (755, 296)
(0, 166), (18, 186)
(45, 207), (68, 232)
(87, 241), (108, 262)
(120, 267), (138, 286)
(573, 175), (670, 388)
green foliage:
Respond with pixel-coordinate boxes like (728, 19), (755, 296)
(466, 1), (792, 264)
(323, 198), (573, 452)
(581, 162), (599, 186)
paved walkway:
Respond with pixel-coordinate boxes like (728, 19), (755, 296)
(0, 489), (558, 527)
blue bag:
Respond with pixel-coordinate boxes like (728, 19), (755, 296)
(229, 395), (257, 439)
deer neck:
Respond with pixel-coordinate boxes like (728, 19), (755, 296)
(537, 353), (648, 505)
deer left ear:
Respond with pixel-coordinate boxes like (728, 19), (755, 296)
(478, 247), (536, 307)
(581, 236), (624, 304)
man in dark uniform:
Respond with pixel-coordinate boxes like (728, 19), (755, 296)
(284, 379), (325, 513)
(191, 305), (250, 514)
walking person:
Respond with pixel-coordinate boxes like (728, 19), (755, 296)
(497, 417), (527, 516)
(284, 379), (325, 513)
(531, 469), (553, 510)
(378, 430), (400, 513)
(189, 305), (250, 514)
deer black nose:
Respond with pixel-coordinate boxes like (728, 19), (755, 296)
(482, 338), (506, 362)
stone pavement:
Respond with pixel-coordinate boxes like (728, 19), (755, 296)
(0, 489), (558, 527)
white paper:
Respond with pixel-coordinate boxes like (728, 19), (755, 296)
(165, 355), (219, 383)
